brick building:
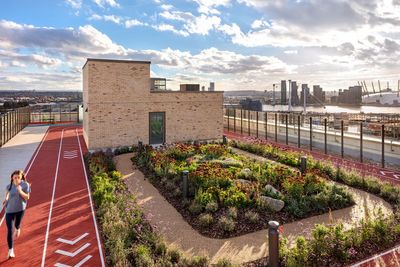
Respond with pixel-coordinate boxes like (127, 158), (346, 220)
(83, 59), (223, 150)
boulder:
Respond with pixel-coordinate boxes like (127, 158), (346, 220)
(264, 184), (282, 196)
(259, 196), (285, 212)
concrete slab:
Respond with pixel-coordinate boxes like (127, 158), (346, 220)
(0, 125), (49, 202)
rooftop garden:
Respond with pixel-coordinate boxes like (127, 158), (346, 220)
(134, 143), (354, 238)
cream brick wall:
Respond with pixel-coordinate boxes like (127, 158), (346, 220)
(83, 59), (223, 150)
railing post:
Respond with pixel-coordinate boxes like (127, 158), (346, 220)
(275, 113), (278, 142)
(233, 109), (236, 132)
(341, 120), (344, 158)
(268, 221), (280, 267)
(182, 170), (189, 199)
(227, 108), (230, 131)
(309, 116), (312, 151)
(324, 118), (327, 154)
(0, 116), (2, 147)
(360, 122), (363, 163)
(248, 110), (251, 136)
(284, 114), (288, 145)
(256, 111), (259, 138)
(265, 112), (268, 140)
(381, 124), (385, 168)
(298, 115), (301, 148)
(240, 109), (243, 134)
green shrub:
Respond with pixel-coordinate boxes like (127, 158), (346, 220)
(189, 201), (203, 215)
(218, 216), (236, 232)
(205, 201), (219, 213)
(167, 249), (181, 263)
(244, 211), (259, 224)
(133, 244), (153, 267)
(227, 207), (238, 219)
(219, 187), (248, 207)
(92, 173), (117, 207)
(216, 258), (235, 267)
(199, 213), (214, 227)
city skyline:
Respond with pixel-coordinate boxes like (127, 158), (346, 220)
(1, 0), (400, 91)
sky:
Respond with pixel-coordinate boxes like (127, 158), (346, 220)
(0, 0), (400, 92)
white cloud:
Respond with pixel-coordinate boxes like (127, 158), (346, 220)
(89, 14), (122, 24)
(65, 0), (82, 9)
(125, 19), (146, 28)
(193, 0), (230, 14)
(160, 4), (173, 10)
(92, 0), (119, 8)
(184, 14), (221, 35)
(251, 19), (269, 29)
(152, 24), (189, 37)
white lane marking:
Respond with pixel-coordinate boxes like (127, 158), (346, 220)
(350, 243), (400, 267)
(55, 243), (90, 257)
(56, 233), (89, 245)
(54, 255), (92, 267)
(0, 127), (51, 226)
(75, 128), (106, 267)
(41, 128), (65, 267)
(64, 150), (78, 159)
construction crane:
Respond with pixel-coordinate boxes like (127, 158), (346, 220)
(371, 81), (376, 94)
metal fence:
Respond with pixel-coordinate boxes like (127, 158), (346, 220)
(224, 108), (400, 168)
(29, 104), (80, 124)
(0, 106), (31, 147)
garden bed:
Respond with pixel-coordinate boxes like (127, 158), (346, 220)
(134, 143), (355, 238)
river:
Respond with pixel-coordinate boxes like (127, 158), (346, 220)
(262, 105), (400, 114)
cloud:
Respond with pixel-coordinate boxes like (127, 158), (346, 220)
(65, 0), (82, 9)
(89, 14), (122, 24)
(152, 24), (189, 36)
(92, 0), (119, 8)
(125, 19), (147, 28)
(193, 0), (230, 14)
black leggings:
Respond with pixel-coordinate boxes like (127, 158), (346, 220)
(6, 210), (25, 249)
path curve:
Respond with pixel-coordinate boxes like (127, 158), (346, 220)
(115, 153), (393, 265)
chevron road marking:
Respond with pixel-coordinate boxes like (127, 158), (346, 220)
(54, 255), (92, 267)
(56, 233), (89, 245)
(55, 243), (90, 257)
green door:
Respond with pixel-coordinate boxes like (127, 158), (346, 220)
(149, 112), (165, 144)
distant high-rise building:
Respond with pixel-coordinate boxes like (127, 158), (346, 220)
(281, 80), (287, 105)
(300, 84), (310, 105)
(336, 86), (362, 105)
(313, 85), (325, 104)
(290, 81), (299, 106)
(208, 82), (215, 91)
(180, 84), (200, 92)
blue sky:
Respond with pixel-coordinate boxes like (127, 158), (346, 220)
(1, 0), (400, 91)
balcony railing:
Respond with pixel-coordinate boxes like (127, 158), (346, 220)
(224, 108), (400, 168)
(0, 106), (31, 147)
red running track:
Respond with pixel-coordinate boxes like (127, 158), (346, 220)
(0, 125), (106, 266)
(224, 129), (400, 185)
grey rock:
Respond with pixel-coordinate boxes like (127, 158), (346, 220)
(264, 184), (282, 196)
(240, 168), (252, 178)
(259, 196), (285, 212)
(235, 179), (252, 186)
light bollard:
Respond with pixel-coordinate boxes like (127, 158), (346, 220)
(300, 156), (307, 175)
(268, 221), (280, 267)
(138, 141), (143, 152)
(182, 170), (189, 199)
(223, 135), (227, 145)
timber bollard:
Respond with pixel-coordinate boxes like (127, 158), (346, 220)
(138, 141), (143, 153)
(300, 156), (307, 174)
(268, 221), (280, 267)
(182, 170), (189, 199)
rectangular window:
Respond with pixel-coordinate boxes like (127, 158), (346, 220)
(149, 112), (166, 144)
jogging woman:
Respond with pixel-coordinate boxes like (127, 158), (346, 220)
(3, 170), (30, 259)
